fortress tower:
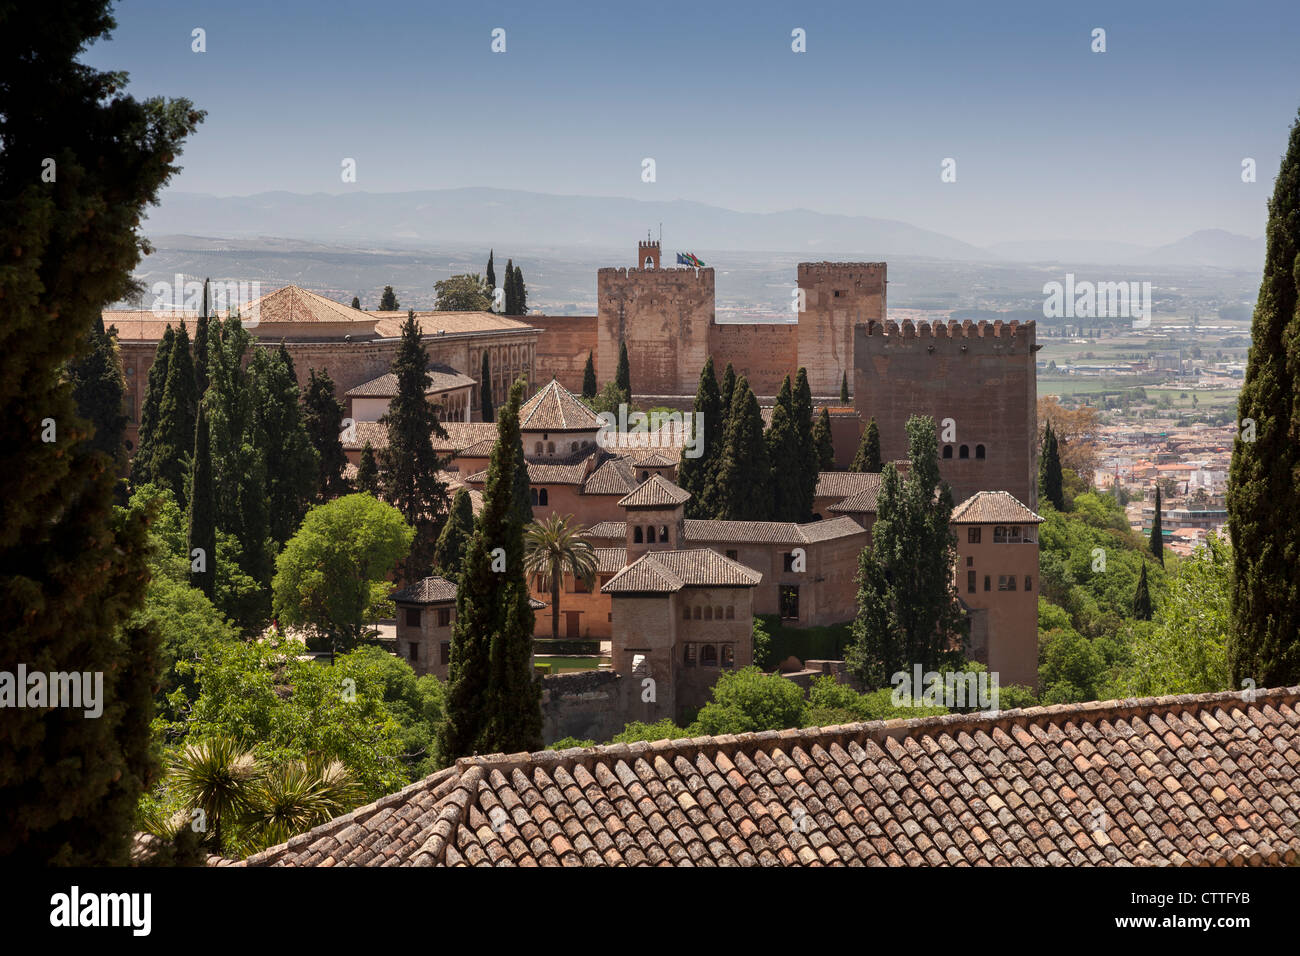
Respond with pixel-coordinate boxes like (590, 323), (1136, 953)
(854, 319), (1039, 506)
(638, 239), (661, 269)
(797, 262), (887, 396)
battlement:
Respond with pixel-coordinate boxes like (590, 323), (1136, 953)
(598, 266), (714, 283)
(798, 262), (887, 281)
(863, 319), (1035, 340)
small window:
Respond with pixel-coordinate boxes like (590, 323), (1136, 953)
(632, 653), (649, 676)
(634, 526), (644, 543)
(405, 608), (421, 627)
(571, 442), (578, 453)
(683, 645), (697, 667)
(994, 526), (1007, 543)
(959, 445), (970, 459)
(658, 525), (668, 540)
(704, 606), (713, 621)
(965, 555), (973, 567)
(437, 608), (451, 627)
(408, 642), (420, 663)
(998, 575), (1016, 591)
(714, 606), (723, 620)
(975, 444), (986, 459)
(984, 575), (991, 592)
(641, 471), (649, 481)
(538, 489), (548, 506)
(530, 488), (539, 506)
(439, 641), (450, 665)
(683, 606), (691, 621)
(968, 527), (981, 544)
(1025, 576), (1033, 591)
(534, 442), (543, 455)
(725, 549), (738, 560)
(967, 570), (976, 593)
(693, 606), (702, 620)
(546, 441), (555, 454)
(701, 645), (718, 667)
(782, 552), (796, 572)
(721, 645), (735, 669)
(572, 576), (590, 594)
(725, 606), (735, 620)
(943, 445), (953, 459)
(780, 584), (800, 620)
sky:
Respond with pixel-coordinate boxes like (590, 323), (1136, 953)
(83, 0), (1300, 248)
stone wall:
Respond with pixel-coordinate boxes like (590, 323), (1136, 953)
(597, 267), (714, 396)
(797, 262), (887, 396)
(541, 670), (630, 745)
(529, 314), (598, 394)
(707, 322), (799, 395)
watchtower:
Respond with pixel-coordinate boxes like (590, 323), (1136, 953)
(638, 240), (661, 270)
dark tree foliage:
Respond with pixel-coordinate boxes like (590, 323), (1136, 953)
(153, 321), (198, 505)
(485, 249), (496, 299)
(380, 311), (449, 580)
(194, 279), (210, 394)
(68, 315), (127, 466)
(433, 488), (475, 578)
(812, 407), (836, 471)
(616, 340), (631, 399)
(131, 324), (173, 487)
(792, 368), (816, 521)
(1150, 484), (1164, 566)
(378, 285), (399, 311)
(480, 350), (494, 423)
(1132, 561), (1153, 621)
(356, 441), (381, 495)
(251, 345), (317, 546)
(840, 370), (849, 403)
(440, 380), (541, 762)
(512, 264), (526, 316)
(766, 402), (803, 522)
(582, 351), (597, 399)
(850, 417), (883, 473)
(351, 295), (361, 310)
(719, 362), (736, 439)
(0, 0), (202, 864)
(186, 400), (217, 598)
(503, 258), (516, 315)
(679, 356), (723, 518)
(302, 367), (350, 500)
(1228, 109), (1300, 687)
(1039, 423), (1065, 510)
(714, 377), (772, 521)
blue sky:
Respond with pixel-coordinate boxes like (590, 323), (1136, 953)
(85, 0), (1300, 246)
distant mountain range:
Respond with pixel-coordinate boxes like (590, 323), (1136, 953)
(144, 187), (1264, 270)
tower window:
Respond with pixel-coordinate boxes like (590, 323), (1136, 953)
(967, 570), (976, 593)
(959, 445), (970, 459)
(968, 527), (981, 544)
(634, 526), (644, 543)
(975, 444), (986, 459)
(701, 645), (718, 667)
(943, 445), (953, 459)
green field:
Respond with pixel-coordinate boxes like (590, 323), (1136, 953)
(535, 655), (608, 674)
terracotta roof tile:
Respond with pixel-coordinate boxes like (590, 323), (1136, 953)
(618, 474), (691, 509)
(345, 364), (477, 397)
(226, 687), (1300, 867)
(581, 458), (639, 496)
(950, 491), (1044, 525)
(519, 379), (600, 431)
(391, 576), (457, 604)
(601, 549), (763, 593)
(815, 471), (883, 499)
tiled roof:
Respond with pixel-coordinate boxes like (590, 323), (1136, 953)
(583, 521), (627, 540)
(519, 379), (600, 431)
(581, 517), (868, 546)
(594, 547), (627, 574)
(228, 686), (1300, 867)
(340, 421), (389, 452)
(372, 310), (535, 338)
(815, 471), (883, 500)
(601, 549), (763, 593)
(431, 422), (499, 456)
(950, 491), (1045, 525)
(243, 285), (368, 325)
(345, 364), (477, 397)
(618, 475), (691, 509)
(103, 311), (198, 343)
(827, 486), (881, 515)
(581, 457), (639, 496)
(632, 451), (678, 468)
(391, 576), (458, 604)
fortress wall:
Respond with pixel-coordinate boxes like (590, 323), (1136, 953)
(707, 322), (799, 395)
(530, 314), (598, 393)
(797, 262), (887, 396)
(597, 267), (714, 396)
(854, 320), (1038, 506)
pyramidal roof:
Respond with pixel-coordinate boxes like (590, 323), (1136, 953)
(519, 378), (600, 431)
(601, 549), (762, 593)
(243, 285), (371, 325)
(618, 474), (691, 509)
(950, 491), (1044, 524)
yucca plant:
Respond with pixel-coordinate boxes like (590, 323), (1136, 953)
(523, 514), (598, 642)
(244, 759), (364, 848)
(168, 737), (260, 852)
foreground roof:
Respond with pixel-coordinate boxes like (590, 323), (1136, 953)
(618, 474), (691, 509)
(601, 548), (763, 593)
(950, 491), (1044, 525)
(393, 575), (542, 609)
(228, 686), (1300, 867)
(345, 364), (477, 398)
(519, 379), (600, 431)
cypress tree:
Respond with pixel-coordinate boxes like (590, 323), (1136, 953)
(433, 487), (475, 577)
(251, 346), (317, 547)
(1150, 484), (1164, 566)
(616, 340), (632, 400)
(485, 249), (496, 299)
(812, 407), (835, 470)
(582, 351), (597, 399)
(302, 367), (350, 500)
(766, 402), (802, 522)
(380, 311), (450, 579)
(194, 279), (210, 394)
(1, 4), (200, 863)
(503, 259), (516, 315)
(356, 441), (381, 495)
(154, 322), (198, 506)
(69, 315), (128, 466)
(715, 377), (772, 521)
(792, 368), (816, 520)
(718, 362), (737, 440)
(850, 417), (883, 473)
(351, 295), (361, 310)
(378, 285), (399, 311)
(1228, 108), (1300, 688)
(132, 325), (174, 486)
(1039, 423), (1065, 510)
(512, 264), (527, 315)
(186, 400), (217, 598)
(1132, 561), (1152, 621)
(840, 370), (849, 403)
(679, 357), (722, 518)
(440, 380), (542, 762)
(480, 350), (494, 422)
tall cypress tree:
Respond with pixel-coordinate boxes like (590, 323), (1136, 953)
(485, 249), (496, 299)
(380, 311), (450, 579)
(1150, 484), (1164, 566)
(1132, 561), (1152, 621)
(1039, 423), (1064, 510)
(718, 362), (737, 434)
(792, 368), (816, 521)
(480, 350), (494, 423)
(351, 295), (361, 310)
(840, 371), (849, 404)
(194, 279), (210, 395)
(186, 400), (217, 598)
(440, 380), (541, 762)
(850, 417), (883, 473)
(69, 315), (128, 466)
(0, 3), (200, 864)
(154, 321), (198, 506)
(378, 285), (399, 311)
(502, 259), (516, 315)
(250, 345), (317, 546)
(512, 264), (527, 315)
(1228, 108), (1300, 688)
(715, 377), (771, 521)
(766, 402), (802, 522)
(302, 368), (349, 500)
(616, 340), (631, 400)
(679, 356), (722, 518)
(812, 407), (835, 471)
(356, 441), (380, 495)
(582, 351), (597, 399)
(433, 487), (475, 577)
(132, 325), (174, 486)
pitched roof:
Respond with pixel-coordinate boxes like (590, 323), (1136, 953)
(228, 686), (1300, 867)
(372, 310), (535, 338)
(618, 474), (691, 509)
(601, 549), (763, 593)
(950, 491), (1045, 525)
(815, 471), (883, 500)
(345, 364), (477, 398)
(632, 451), (678, 468)
(243, 285), (369, 325)
(431, 422), (499, 457)
(519, 379), (600, 431)
(594, 547), (628, 574)
(827, 486), (882, 515)
(391, 576), (458, 604)
(581, 516), (868, 546)
(580, 457), (639, 496)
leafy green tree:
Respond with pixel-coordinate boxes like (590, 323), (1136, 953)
(689, 667), (807, 735)
(302, 368), (350, 500)
(440, 380), (541, 762)
(132, 324), (174, 487)
(850, 416), (883, 473)
(1149, 483), (1164, 565)
(613, 719), (691, 743)
(1038, 625), (1106, 704)
(524, 514), (598, 641)
(588, 379), (629, 415)
(154, 321), (199, 504)
(69, 315), (128, 467)
(380, 311), (449, 579)
(840, 371), (849, 403)
(356, 441), (380, 495)
(434, 273), (492, 311)
(480, 350), (494, 423)
(272, 494), (414, 653)
(812, 407), (835, 470)
(847, 417), (965, 687)
(1039, 423), (1065, 510)
(1131, 561), (1153, 621)
(616, 339), (631, 399)
(251, 345), (318, 546)
(766, 402), (803, 522)
(433, 488), (475, 577)
(378, 285), (399, 311)
(714, 377), (771, 520)
(582, 351), (597, 399)
(0, 3), (201, 864)
(186, 401), (217, 597)
(678, 356), (722, 518)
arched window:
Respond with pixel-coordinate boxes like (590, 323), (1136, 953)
(943, 445), (953, 459)
(725, 606), (735, 620)
(975, 444), (986, 459)
(959, 445), (970, 459)
(534, 442), (543, 455)
(701, 645), (718, 667)
(570, 442), (578, 453)
(704, 606), (713, 620)
(529, 488), (539, 506)
(658, 525), (668, 541)
(714, 606), (723, 620)
(546, 441), (555, 454)
(693, 606), (702, 620)
(538, 489), (548, 506)
(634, 526), (644, 543)
(683, 606), (691, 621)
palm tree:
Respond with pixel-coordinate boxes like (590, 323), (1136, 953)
(168, 737), (259, 852)
(244, 759), (363, 848)
(523, 514), (598, 642)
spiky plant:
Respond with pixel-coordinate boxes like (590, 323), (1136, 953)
(168, 738), (259, 852)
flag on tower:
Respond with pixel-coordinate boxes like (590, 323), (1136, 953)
(676, 252), (705, 268)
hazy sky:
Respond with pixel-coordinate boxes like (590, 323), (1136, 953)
(84, 0), (1300, 247)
